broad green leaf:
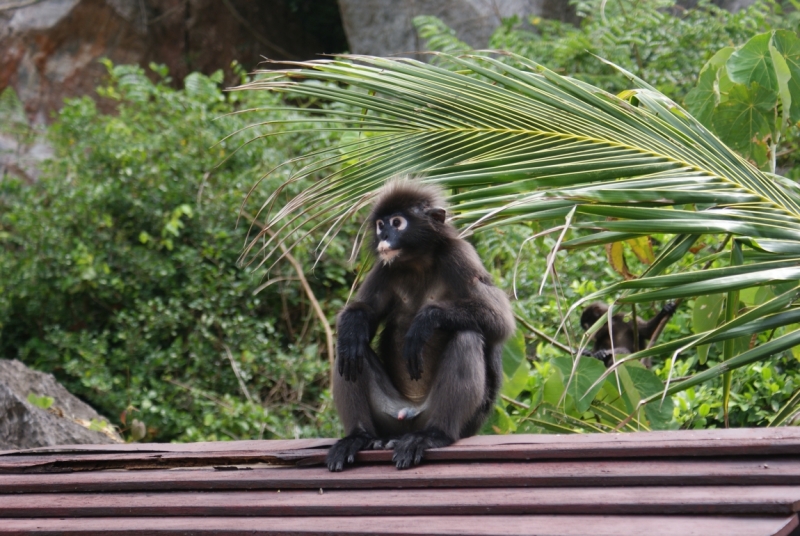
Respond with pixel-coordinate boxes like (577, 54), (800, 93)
(552, 356), (606, 414)
(727, 32), (778, 92)
(771, 30), (800, 123)
(718, 67), (736, 103)
(707, 46), (737, 70)
(501, 328), (527, 378)
(542, 369), (565, 408)
(769, 42), (793, 125)
(488, 405), (516, 434)
(740, 285), (774, 307)
(685, 48), (734, 127)
(711, 82), (775, 164)
(685, 66), (720, 127)
(627, 365), (674, 429)
(693, 294), (724, 364)
(502, 361), (530, 400)
(617, 364), (641, 414)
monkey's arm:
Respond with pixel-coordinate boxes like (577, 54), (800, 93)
(636, 302), (677, 340)
(403, 292), (513, 380)
(337, 271), (392, 382)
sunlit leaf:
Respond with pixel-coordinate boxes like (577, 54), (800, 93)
(771, 30), (800, 123)
(692, 294), (724, 364)
(711, 82), (775, 165)
(726, 32), (778, 92)
(552, 356), (606, 414)
(684, 47), (734, 127)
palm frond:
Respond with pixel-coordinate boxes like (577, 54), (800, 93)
(236, 52), (800, 406)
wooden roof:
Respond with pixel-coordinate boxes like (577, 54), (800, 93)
(1, 428), (799, 535)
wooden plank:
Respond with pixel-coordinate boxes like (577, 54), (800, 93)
(1, 458), (798, 493)
(0, 449), (325, 474)
(2, 486), (799, 516)
(2, 428), (796, 457)
(5, 431), (800, 473)
(0, 438), (334, 457)
(0, 515), (796, 536)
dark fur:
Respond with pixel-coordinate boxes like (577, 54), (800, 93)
(580, 302), (677, 366)
(328, 180), (515, 471)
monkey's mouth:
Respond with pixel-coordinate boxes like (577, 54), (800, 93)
(377, 241), (400, 264)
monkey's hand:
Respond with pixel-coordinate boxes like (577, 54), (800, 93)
(337, 306), (375, 382)
(403, 306), (441, 380)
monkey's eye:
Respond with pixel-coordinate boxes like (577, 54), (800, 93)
(376, 220), (384, 232)
(391, 216), (407, 230)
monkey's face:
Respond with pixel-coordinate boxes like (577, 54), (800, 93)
(580, 303), (608, 331)
(375, 213), (408, 264)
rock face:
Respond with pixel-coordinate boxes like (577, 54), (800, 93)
(0, 0), (345, 123)
(337, 0), (761, 57)
(0, 359), (122, 450)
(338, 0), (576, 57)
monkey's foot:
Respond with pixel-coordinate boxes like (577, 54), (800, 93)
(391, 428), (453, 469)
(326, 431), (381, 472)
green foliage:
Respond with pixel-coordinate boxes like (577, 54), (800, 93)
(0, 62), (351, 442)
(417, 0), (798, 98)
(686, 29), (800, 172)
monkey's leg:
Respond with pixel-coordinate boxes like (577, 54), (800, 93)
(392, 331), (486, 469)
(329, 348), (413, 471)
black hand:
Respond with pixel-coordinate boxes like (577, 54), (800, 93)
(337, 308), (372, 382)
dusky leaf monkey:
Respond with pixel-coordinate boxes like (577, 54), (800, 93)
(580, 302), (677, 366)
(327, 179), (515, 471)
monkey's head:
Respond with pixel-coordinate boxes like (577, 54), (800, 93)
(580, 302), (609, 331)
(369, 179), (452, 265)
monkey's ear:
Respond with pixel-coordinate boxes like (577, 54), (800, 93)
(427, 207), (446, 223)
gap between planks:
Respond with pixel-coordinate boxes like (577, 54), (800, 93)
(0, 457), (796, 493)
(0, 515), (796, 536)
(1, 486), (800, 517)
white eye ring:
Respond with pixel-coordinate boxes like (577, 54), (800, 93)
(391, 216), (407, 230)
(376, 220), (384, 232)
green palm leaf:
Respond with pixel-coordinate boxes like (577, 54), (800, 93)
(236, 53), (800, 409)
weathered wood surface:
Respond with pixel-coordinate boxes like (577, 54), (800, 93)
(0, 458), (797, 493)
(0, 438), (334, 457)
(3, 486), (800, 517)
(3, 429), (800, 535)
(3, 428), (800, 473)
(0, 515), (797, 536)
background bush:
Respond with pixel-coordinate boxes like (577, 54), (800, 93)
(0, 63), (351, 442)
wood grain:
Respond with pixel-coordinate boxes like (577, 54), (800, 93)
(4, 427), (800, 473)
(0, 515), (796, 536)
(2, 486), (799, 516)
(0, 458), (796, 493)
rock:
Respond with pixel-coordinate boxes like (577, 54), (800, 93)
(338, 0), (570, 57)
(338, 0), (761, 57)
(0, 0), (346, 125)
(0, 359), (122, 450)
